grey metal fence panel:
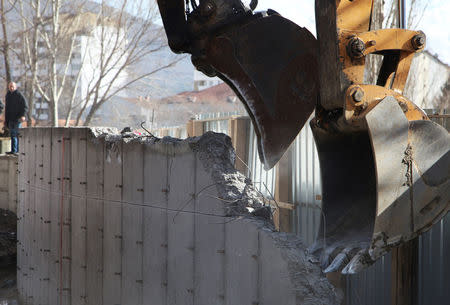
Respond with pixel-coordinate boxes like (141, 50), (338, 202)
(291, 116), (323, 246)
(345, 254), (392, 305)
(247, 123), (276, 198)
(418, 212), (450, 305)
(245, 114), (322, 243)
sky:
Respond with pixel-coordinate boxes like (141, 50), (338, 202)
(255, 0), (450, 65)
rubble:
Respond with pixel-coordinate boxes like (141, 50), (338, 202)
(0, 209), (16, 267)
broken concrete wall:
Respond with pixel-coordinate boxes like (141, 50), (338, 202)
(17, 127), (340, 305)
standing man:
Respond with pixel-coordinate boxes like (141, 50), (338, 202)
(5, 82), (28, 155)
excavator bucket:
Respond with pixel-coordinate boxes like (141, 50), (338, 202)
(156, 0), (318, 169)
(310, 97), (450, 274)
(202, 14), (318, 169)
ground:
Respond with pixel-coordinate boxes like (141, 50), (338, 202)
(0, 209), (19, 304)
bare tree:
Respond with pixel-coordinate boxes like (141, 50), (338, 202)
(72, 0), (182, 126)
(17, 0), (42, 126)
(0, 0), (13, 85)
(35, 0), (86, 126)
(383, 0), (430, 29)
(10, 0), (88, 126)
(10, 0), (182, 126)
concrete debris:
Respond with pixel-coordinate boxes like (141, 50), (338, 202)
(189, 131), (265, 215)
(0, 209), (17, 267)
(251, 206), (273, 220)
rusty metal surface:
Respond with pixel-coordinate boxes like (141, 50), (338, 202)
(340, 29), (424, 92)
(315, 0), (425, 110)
(336, 0), (373, 32)
(344, 84), (428, 123)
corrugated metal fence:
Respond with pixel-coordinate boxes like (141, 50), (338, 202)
(247, 123), (276, 198)
(245, 115), (322, 245)
(290, 117), (322, 246)
(417, 214), (450, 305)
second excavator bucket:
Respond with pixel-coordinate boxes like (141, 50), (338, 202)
(310, 97), (449, 274)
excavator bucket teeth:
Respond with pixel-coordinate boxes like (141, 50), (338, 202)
(203, 14), (318, 169)
(310, 97), (450, 274)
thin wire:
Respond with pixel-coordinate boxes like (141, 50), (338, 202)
(140, 121), (157, 138)
(203, 194), (240, 204)
(23, 181), (232, 220)
(171, 183), (218, 222)
(263, 182), (279, 210)
(318, 205), (327, 251)
(235, 153), (252, 178)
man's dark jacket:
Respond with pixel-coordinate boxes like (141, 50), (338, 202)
(5, 90), (28, 126)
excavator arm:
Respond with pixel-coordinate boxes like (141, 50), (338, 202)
(156, 0), (450, 273)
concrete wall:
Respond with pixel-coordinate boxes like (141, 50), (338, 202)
(17, 127), (339, 305)
(404, 51), (449, 110)
(0, 154), (17, 213)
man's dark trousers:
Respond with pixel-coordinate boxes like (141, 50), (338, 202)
(8, 121), (21, 153)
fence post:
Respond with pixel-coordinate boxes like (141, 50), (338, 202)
(274, 148), (293, 233)
(186, 120), (194, 137)
(192, 121), (204, 137)
(229, 117), (250, 175)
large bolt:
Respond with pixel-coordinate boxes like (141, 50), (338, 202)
(412, 33), (426, 50)
(352, 87), (365, 103)
(348, 37), (365, 58)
